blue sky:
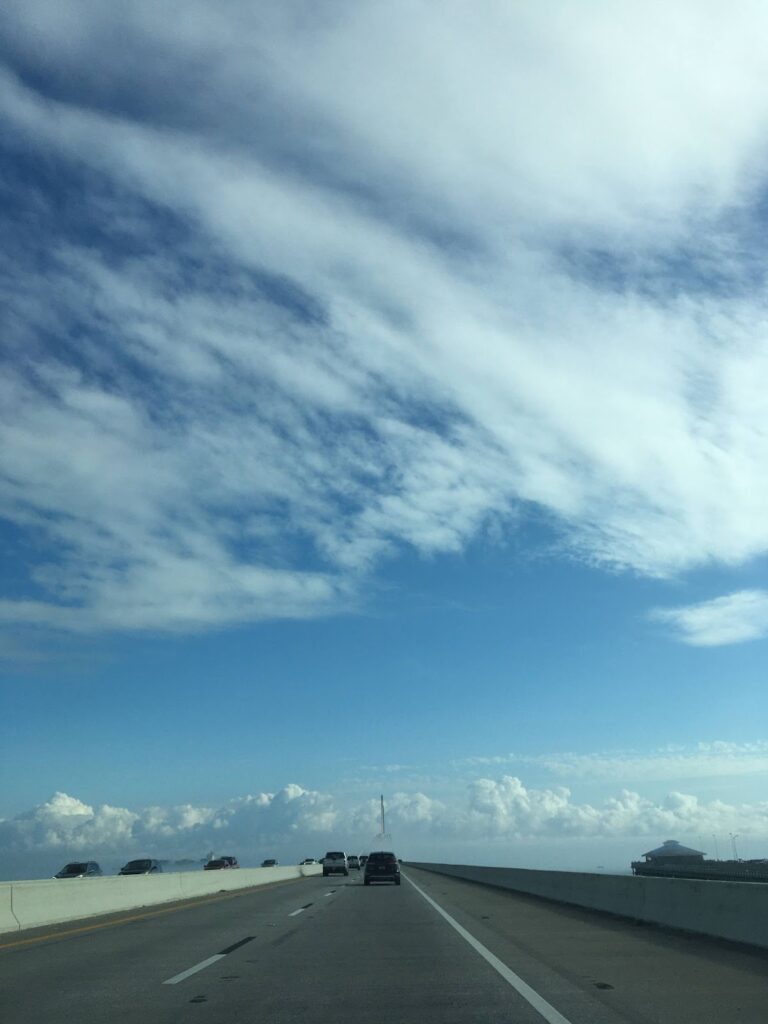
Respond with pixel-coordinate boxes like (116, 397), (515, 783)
(1, 1), (767, 878)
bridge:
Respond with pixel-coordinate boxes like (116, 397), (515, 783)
(1, 863), (767, 1023)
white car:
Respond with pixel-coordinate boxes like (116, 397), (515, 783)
(322, 851), (348, 877)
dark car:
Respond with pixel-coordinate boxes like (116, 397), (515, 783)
(205, 856), (239, 870)
(364, 851), (400, 885)
(261, 858), (278, 867)
(359, 854), (369, 868)
(54, 861), (103, 879)
(119, 859), (163, 875)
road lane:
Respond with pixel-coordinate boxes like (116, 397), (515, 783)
(0, 871), (562, 1024)
(194, 869), (552, 1024)
(0, 874), (307, 951)
(2, 866), (767, 1023)
(406, 872), (572, 1024)
(0, 874), (337, 1024)
(406, 866), (768, 1024)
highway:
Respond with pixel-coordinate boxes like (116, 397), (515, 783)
(2, 867), (767, 1023)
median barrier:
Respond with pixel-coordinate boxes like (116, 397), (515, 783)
(0, 864), (322, 935)
(177, 865), (310, 898)
(409, 862), (768, 950)
(0, 884), (19, 934)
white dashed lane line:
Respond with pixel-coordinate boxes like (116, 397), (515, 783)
(288, 902), (313, 917)
(162, 937), (254, 985)
(164, 896), (319, 983)
(163, 954), (225, 985)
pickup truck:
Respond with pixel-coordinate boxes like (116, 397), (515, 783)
(322, 851), (349, 877)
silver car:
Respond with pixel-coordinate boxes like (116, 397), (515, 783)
(322, 851), (348, 877)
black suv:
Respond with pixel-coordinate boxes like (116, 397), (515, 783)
(364, 851), (401, 885)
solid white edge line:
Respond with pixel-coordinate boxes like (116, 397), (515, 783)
(288, 908), (305, 917)
(404, 874), (574, 1024)
(163, 953), (225, 985)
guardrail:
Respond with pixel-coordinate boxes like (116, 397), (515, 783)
(409, 862), (768, 950)
(0, 864), (322, 935)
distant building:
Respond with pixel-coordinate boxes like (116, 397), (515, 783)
(632, 839), (768, 883)
(640, 840), (705, 866)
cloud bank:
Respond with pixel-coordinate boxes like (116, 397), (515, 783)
(3, 773), (766, 880)
(3, 2), (768, 634)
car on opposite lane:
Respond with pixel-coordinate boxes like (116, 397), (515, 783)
(204, 856), (239, 870)
(364, 851), (401, 885)
(261, 858), (278, 867)
(118, 859), (163, 875)
(54, 861), (103, 879)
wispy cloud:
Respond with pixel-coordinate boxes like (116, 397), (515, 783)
(455, 741), (768, 781)
(529, 741), (768, 781)
(651, 590), (768, 645)
(4, 3), (768, 634)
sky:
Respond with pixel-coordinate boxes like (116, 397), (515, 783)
(1, 0), (767, 880)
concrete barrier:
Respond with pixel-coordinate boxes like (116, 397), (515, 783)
(0, 865), (322, 936)
(410, 862), (768, 950)
(0, 884), (19, 935)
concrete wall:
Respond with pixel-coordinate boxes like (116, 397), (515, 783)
(0, 864), (321, 936)
(0, 883), (18, 935)
(410, 862), (768, 950)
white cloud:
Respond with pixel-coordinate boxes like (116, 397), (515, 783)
(0, 793), (138, 853)
(463, 777), (768, 841)
(3, 3), (768, 632)
(0, 784), (339, 878)
(3, 770), (767, 880)
(651, 590), (768, 645)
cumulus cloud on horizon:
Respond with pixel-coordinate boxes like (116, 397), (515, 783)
(3, 2), (768, 637)
(3, 771), (766, 880)
(0, 785), (339, 875)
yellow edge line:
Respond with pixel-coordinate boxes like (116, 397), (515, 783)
(0, 878), (295, 952)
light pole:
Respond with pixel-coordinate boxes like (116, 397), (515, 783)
(729, 833), (740, 860)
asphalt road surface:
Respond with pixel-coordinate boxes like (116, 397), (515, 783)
(2, 867), (767, 1023)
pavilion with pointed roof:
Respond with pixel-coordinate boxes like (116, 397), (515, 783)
(641, 839), (705, 864)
